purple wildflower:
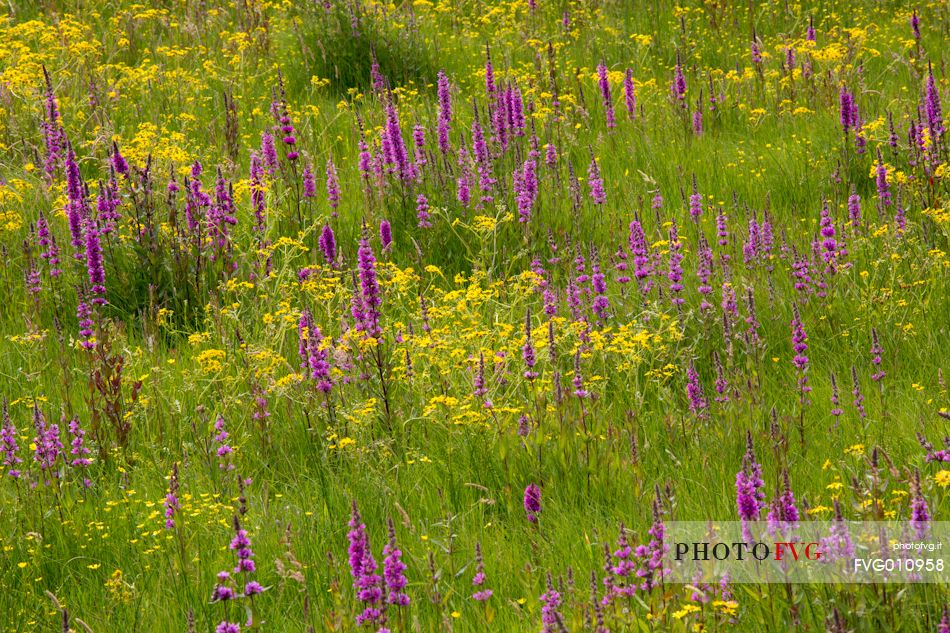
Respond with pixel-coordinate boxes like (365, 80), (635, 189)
(523, 483), (541, 523)
(164, 462), (180, 529)
(357, 224), (382, 338)
(587, 153), (606, 204)
(213, 416), (234, 471)
(383, 518), (409, 606)
(437, 70), (452, 155)
(471, 542), (492, 601)
(686, 360), (708, 418)
(319, 222), (337, 265)
(539, 573), (562, 633)
(597, 60), (616, 128)
(623, 68), (637, 118)
(326, 159), (340, 212)
(910, 470), (930, 539)
(1, 400), (21, 479)
(416, 193), (431, 228)
(736, 431), (765, 537)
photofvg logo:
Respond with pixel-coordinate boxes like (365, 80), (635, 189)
(674, 540), (823, 563)
(663, 521), (950, 584)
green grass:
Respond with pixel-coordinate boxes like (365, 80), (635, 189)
(0, 0), (948, 631)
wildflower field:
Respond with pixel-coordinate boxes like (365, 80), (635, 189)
(1, 0), (949, 630)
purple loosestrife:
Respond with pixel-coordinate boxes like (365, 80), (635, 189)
(791, 255), (812, 294)
(473, 351), (488, 401)
(587, 153), (606, 205)
(819, 200), (839, 272)
(635, 494), (668, 591)
(830, 372), (843, 421)
(895, 194), (907, 234)
(471, 542), (492, 601)
(67, 416), (91, 487)
(64, 146), (86, 260)
(688, 174), (703, 221)
(24, 246), (41, 296)
(517, 414), (530, 437)
(545, 142), (558, 168)
(851, 365), (867, 419)
(41, 67), (65, 183)
(522, 309), (538, 380)
(302, 162), (316, 199)
(385, 99), (412, 183)
(437, 70), (452, 155)
(261, 131), (278, 175)
(383, 518), (409, 606)
(751, 33), (763, 65)
(925, 63), (944, 142)
(347, 503), (384, 626)
(917, 433), (950, 464)
(910, 470), (930, 539)
(370, 56), (386, 93)
(277, 101), (299, 162)
(591, 263), (609, 321)
(820, 499), (855, 561)
(791, 306), (811, 405)
(1, 400), (21, 478)
(911, 11), (920, 40)
(667, 220), (684, 304)
(623, 68), (637, 118)
(672, 52), (687, 105)
(319, 222), (337, 265)
(250, 153), (267, 234)
(412, 124), (427, 168)
(379, 220), (392, 251)
(523, 483), (541, 523)
(36, 211), (61, 277)
(76, 294), (95, 350)
(164, 462), (180, 529)
(696, 234), (713, 311)
(714, 351), (729, 403)
(839, 85), (856, 134)
(213, 416), (235, 472)
(736, 431), (765, 539)
(766, 470), (800, 537)
(325, 159), (340, 213)
(539, 573), (563, 633)
(875, 149), (891, 208)
(597, 60), (616, 128)
(628, 219), (653, 291)
(32, 406), (62, 484)
(111, 141), (129, 176)
(416, 193), (431, 228)
(300, 316), (333, 394)
(941, 607), (950, 633)
(456, 143), (472, 205)
(870, 328), (885, 383)
(686, 360), (708, 418)
(471, 114), (495, 203)
(847, 187), (862, 229)
(716, 208), (729, 249)
(855, 117), (867, 154)
(573, 349), (589, 398)
(357, 223), (382, 338)
(516, 159), (538, 223)
(604, 525), (636, 601)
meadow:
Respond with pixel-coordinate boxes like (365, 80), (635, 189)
(0, 0), (948, 630)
